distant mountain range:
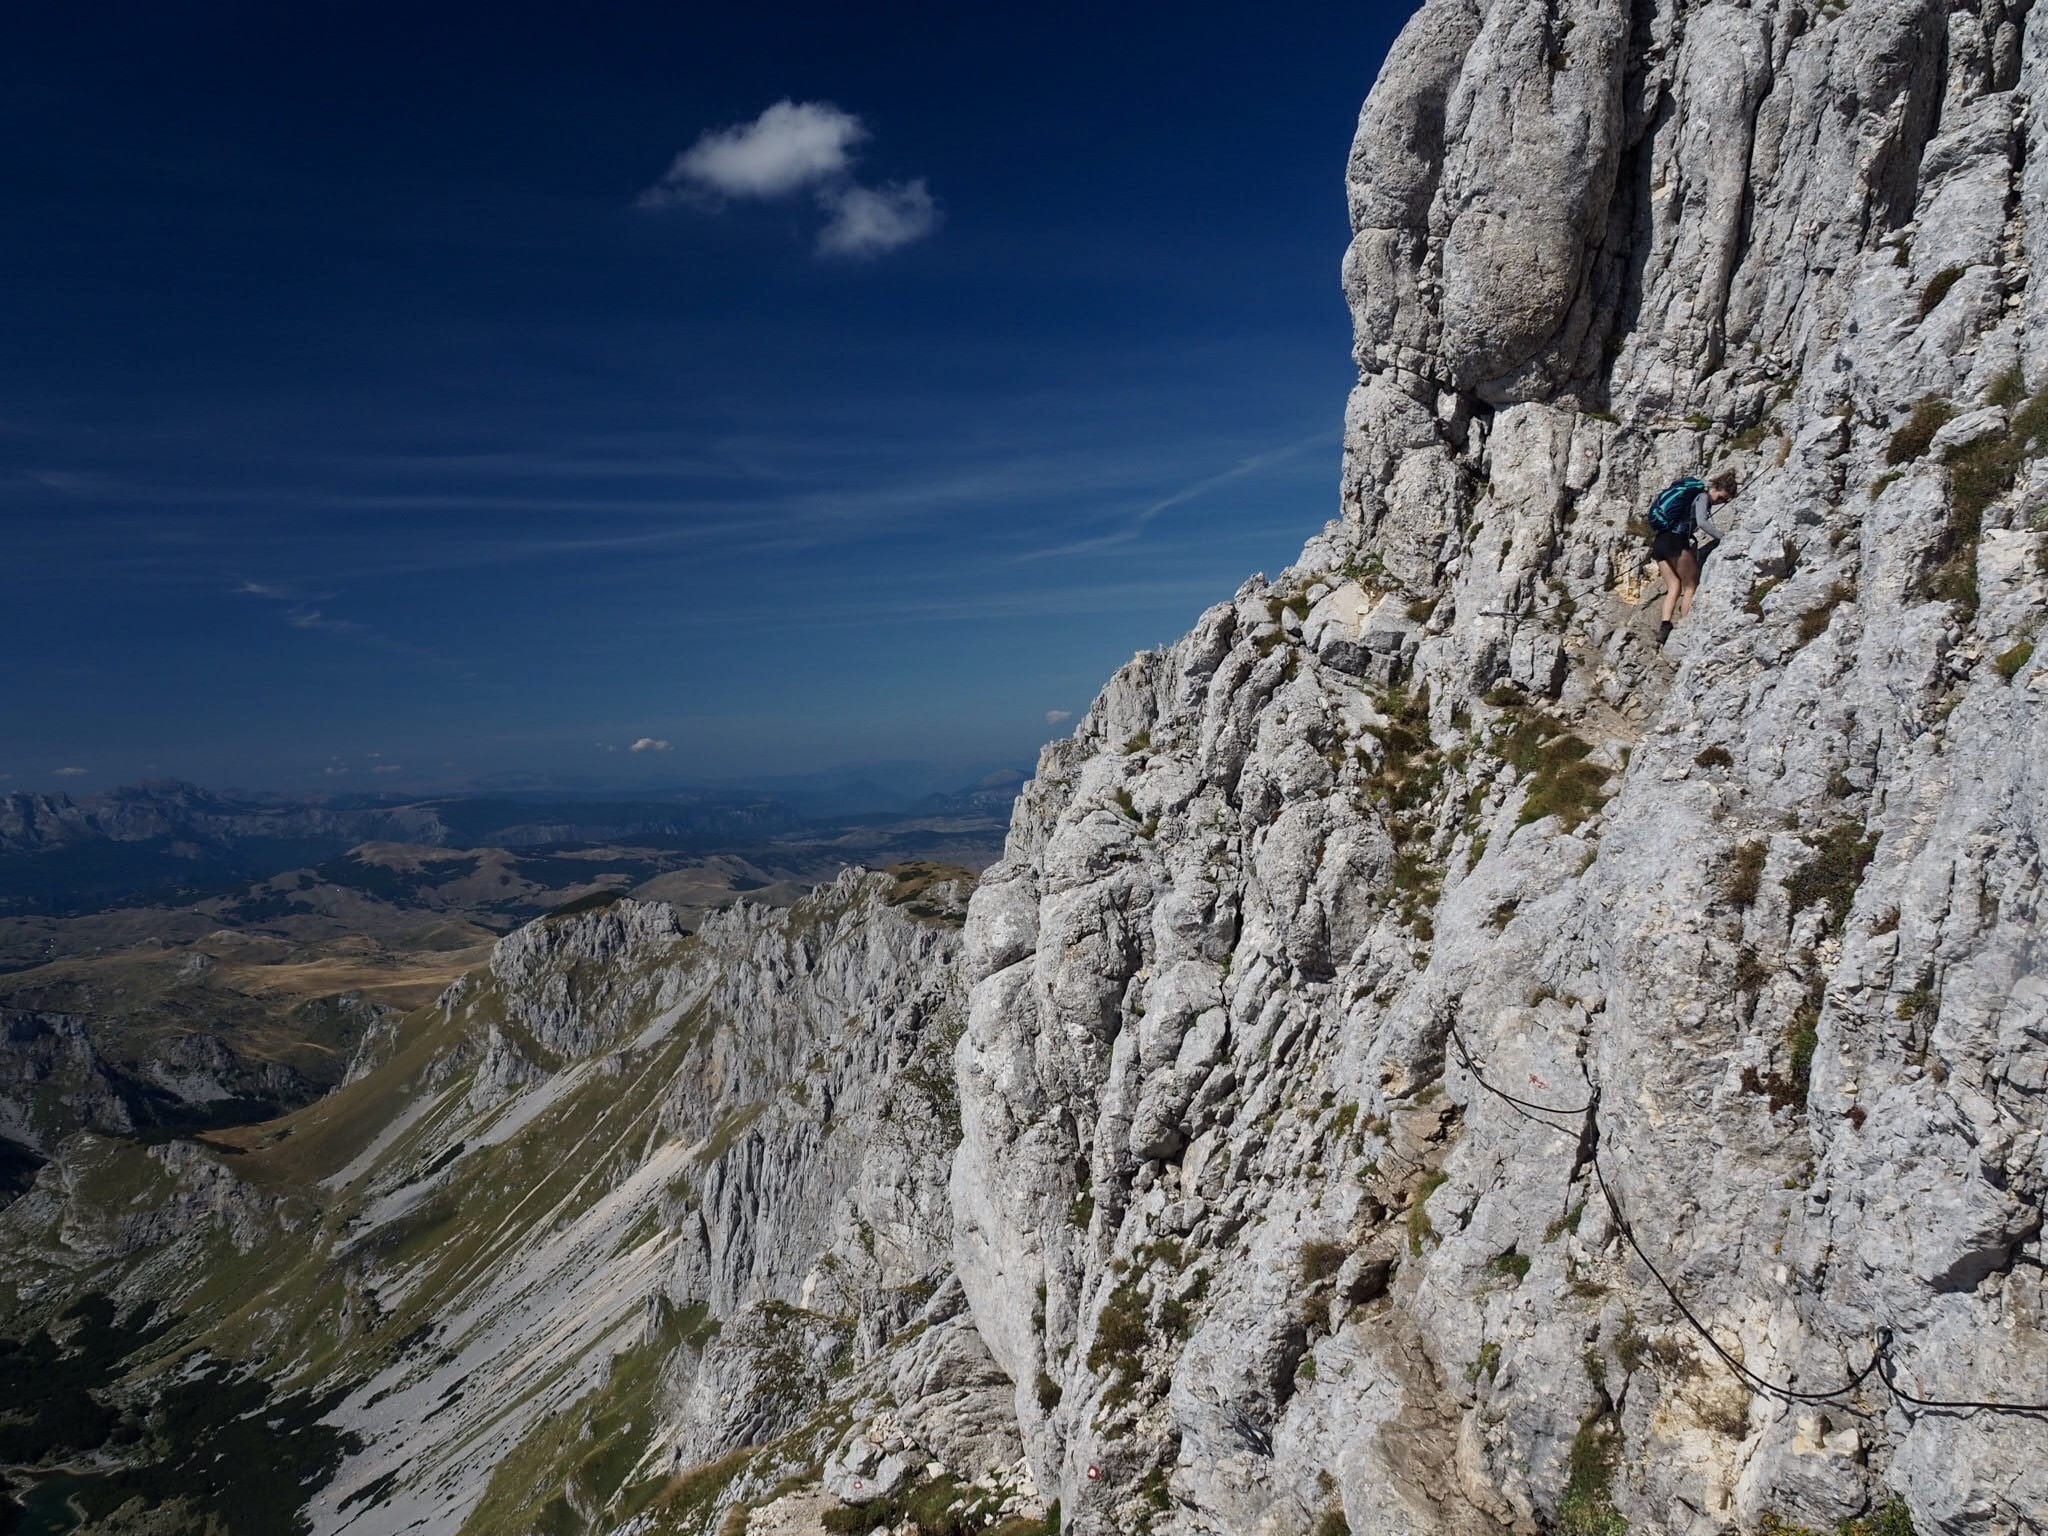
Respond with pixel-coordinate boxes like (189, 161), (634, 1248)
(0, 773), (1027, 920)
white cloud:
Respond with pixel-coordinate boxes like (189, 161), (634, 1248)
(639, 100), (865, 204)
(324, 765), (350, 776)
(817, 179), (939, 257)
(54, 766), (89, 777)
(370, 763), (404, 774)
(1044, 709), (1073, 725)
(630, 737), (673, 754)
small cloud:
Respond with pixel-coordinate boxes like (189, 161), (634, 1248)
(54, 766), (90, 777)
(816, 179), (939, 258)
(639, 100), (865, 204)
(370, 763), (404, 774)
(287, 605), (367, 635)
(234, 579), (296, 600)
(629, 737), (673, 754)
(595, 742), (618, 753)
(1044, 709), (1074, 725)
(324, 765), (350, 776)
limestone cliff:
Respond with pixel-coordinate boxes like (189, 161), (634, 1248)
(953, 3), (2048, 1534)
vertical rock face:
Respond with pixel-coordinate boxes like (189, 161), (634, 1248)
(954, 4), (2048, 1534)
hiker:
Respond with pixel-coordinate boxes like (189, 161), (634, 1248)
(1648, 470), (1738, 645)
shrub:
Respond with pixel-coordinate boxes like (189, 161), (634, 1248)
(1316, 1510), (1352, 1536)
(1886, 398), (1956, 465)
(1036, 1372), (1062, 1411)
(1724, 841), (1768, 908)
(1467, 1340), (1503, 1383)
(1299, 1239), (1349, 1285)
(824, 1476), (1010, 1536)
(1088, 1278), (1150, 1411)
(1786, 824), (1878, 930)
(1996, 640), (2035, 681)
(1732, 946), (1771, 998)
(1870, 469), (1904, 497)
(1694, 745), (1734, 769)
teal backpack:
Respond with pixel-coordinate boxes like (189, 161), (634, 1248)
(1647, 477), (1705, 535)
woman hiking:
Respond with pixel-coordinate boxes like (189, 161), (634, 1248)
(1649, 469), (1737, 645)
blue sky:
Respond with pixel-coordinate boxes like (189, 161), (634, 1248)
(2, 1), (1419, 796)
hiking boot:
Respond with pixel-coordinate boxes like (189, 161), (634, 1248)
(1658, 620), (1673, 646)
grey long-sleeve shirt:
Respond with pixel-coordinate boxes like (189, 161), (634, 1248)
(1690, 490), (1725, 545)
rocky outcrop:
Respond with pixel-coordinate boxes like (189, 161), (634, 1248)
(955, 3), (2048, 1535)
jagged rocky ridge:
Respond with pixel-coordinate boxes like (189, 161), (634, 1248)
(0, 870), (1040, 1536)
(954, 1), (2047, 1533)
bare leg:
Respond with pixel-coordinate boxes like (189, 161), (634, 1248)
(1659, 559), (1683, 624)
(1676, 549), (1701, 618)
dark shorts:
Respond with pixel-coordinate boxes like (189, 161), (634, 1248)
(1649, 528), (1694, 565)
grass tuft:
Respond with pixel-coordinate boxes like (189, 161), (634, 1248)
(1795, 581), (1856, 645)
(1918, 265), (1967, 316)
(1558, 1412), (1629, 1536)
(1723, 841), (1768, 908)
(1996, 640), (2034, 681)
(1407, 1170), (1450, 1256)
(1299, 1239), (1349, 1285)
(1887, 398), (1956, 465)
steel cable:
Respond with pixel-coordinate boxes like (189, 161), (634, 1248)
(1442, 1022), (2048, 1417)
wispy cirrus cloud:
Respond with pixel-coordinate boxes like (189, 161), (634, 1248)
(1014, 429), (1338, 563)
(54, 766), (90, 777)
(638, 99), (940, 259)
(233, 580), (459, 673)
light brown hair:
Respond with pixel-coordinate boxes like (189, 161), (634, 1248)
(1709, 470), (1739, 497)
